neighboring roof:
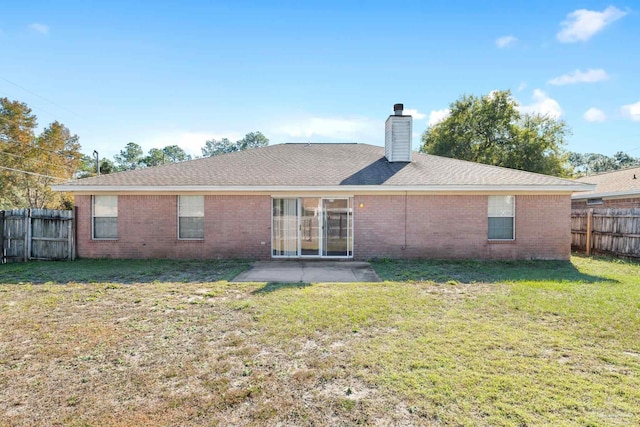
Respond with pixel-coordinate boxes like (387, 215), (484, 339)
(54, 143), (593, 193)
(572, 166), (640, 199)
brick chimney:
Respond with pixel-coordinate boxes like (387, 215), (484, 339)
(384, 103), (413, 162)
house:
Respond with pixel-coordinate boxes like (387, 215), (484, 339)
(571, 166), (640, 209)
(53, 104), (594, 261)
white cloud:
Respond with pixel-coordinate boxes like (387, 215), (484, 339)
(28, 23), (49, 35)
(428, 109), (450, 127)
(583, 107), (607, 122)
(403, 109), (426, 120)
(621, 101), (640, 122)
(274, 116), (379, 141)
(557, 6), (627, 43)
(548, 69), (609, 85)
(517, 82), (528, 92)
(518, 89), (563, 118)
(495, 35), (518, 48)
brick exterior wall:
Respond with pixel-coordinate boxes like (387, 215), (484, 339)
(75, 193), (571, 261)
(354, 194), (571, 260)
(572, 197), (640, 209)
(75, 195), (272, 259)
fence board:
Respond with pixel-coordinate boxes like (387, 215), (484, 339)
(1, 209), (75, 263)
(571, 208), (640, 258)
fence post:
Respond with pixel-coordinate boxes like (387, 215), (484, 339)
(1, 210), (5, 264)
(23, 210), (28, 262)
(67, 209), (73, 260)
(72, 206), (78, 260)
(586, 208), (593, 256)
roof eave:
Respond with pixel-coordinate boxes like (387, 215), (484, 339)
(572, 189), (640, 200)
(52, 184), (594, 193)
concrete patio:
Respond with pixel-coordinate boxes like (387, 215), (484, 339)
(232, 260), (382, 283)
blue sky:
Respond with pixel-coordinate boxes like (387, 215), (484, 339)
(1, 1), (638, 159)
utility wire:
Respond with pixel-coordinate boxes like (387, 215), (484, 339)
(0, 165), (67, 181)
(0, 114), (36, 129)
(0, 117), (82, 158)
(0, 76), (83, 118)
(0, 150), (76, 172)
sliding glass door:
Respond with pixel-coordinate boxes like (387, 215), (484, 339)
(272, 197), (353, 258)
(322, 198), (352, 257)
(272, 198), (299, 257)
(300, 198), (320, 256)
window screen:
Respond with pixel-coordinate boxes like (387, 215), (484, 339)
(93, 195), (118, 239)
(179, 196), (204, 239)
(488, 195), (514, 240)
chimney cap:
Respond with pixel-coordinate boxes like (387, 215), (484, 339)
(393, 103), (404, 115)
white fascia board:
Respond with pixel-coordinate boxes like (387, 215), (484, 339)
(53, 184), (595, 193)
(572, 189), (640, 200)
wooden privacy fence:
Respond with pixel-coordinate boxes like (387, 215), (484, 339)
(1, 209), (76, 263)
(571, 208), (640, 258)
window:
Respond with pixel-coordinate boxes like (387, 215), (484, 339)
(92, 195), (118, 239)
(178, 196), (204, 239)
(488, 195), (515, 240)
(587, 198), (603, 205)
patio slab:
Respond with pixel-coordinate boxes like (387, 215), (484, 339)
(232, 260), (382, 283)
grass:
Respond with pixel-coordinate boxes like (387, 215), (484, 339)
(0, 258), (250, 284)
(0, 255), (639, 426)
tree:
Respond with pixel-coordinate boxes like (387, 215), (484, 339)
(568, 151), (640, 176)
(142, 148), (166, 167)
(201, 132), (269, 157)
(142, 145), (192, 167)
(162, 145), (191, 163)
(1, 98), (82, 209)
(201, 138), (235, 157)
(420, 90), (571, 176)
(99, 158), (116, 175)
(613, 151), (639, 169)
(26, 121), (82, 208)
(114, 142), (144, 171)
(0, 98), (37, 208)
(237, 131), (269, 150)
(77, 154), (116, 178)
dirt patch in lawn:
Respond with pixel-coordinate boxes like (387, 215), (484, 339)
(0, 281), (426, 426)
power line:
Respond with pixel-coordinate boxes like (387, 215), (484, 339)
(0, 165), (67, 181)
(0, 76), (83, 118)
(0, 114), (36, 129)
(0, 116), (83, 158)
(0, 150), (76, 172)
(1, 109), (68, 133)
(626, 145), (640, 153)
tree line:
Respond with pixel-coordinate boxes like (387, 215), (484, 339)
(80, 132), (269, 176)
(2, 94), (637, 210)
(420, 89), (640, 177)
(1, 97), (269, 209)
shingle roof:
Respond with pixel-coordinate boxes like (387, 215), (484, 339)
(573, 166), (640, 198)
(55, 143), (590, 191)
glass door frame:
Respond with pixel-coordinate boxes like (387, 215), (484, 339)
(271, 196), (353, 259)
(321, 198), (353, 258)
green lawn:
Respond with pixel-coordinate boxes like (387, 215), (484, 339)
(0, 255), (639, 426)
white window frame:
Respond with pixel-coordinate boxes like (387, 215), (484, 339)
(488, 195), (515, 241)
(178, 195), (204, 240)
(92, 195), (118, 240)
